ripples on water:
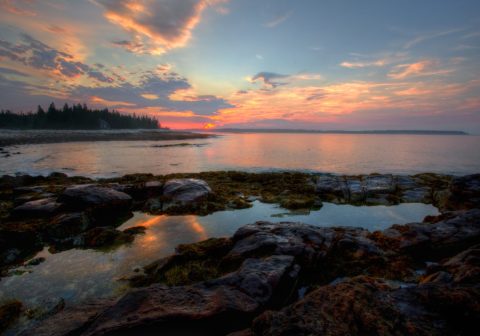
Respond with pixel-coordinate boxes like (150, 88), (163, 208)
(0, 201), (438, 310)
(1, 133), (479, 177)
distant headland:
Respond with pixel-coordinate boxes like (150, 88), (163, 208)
(203, 128), (468, 135)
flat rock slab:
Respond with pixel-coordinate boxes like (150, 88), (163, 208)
(381, 208), (480, 258)
(315, 174), (397, 203)
(163, 178), (212, 204)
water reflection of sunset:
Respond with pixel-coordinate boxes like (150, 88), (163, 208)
(184, 216), (208, 241)
(123, 213), (208, 247)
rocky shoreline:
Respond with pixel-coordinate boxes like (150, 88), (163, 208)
(0, 129), (213, 147)
(0, 171), (479, 335)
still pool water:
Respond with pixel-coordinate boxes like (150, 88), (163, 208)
(0, 201), (438, 311)
(1, 133), (479, 177)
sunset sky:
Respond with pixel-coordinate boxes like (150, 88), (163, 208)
(1, 0), (479, 131)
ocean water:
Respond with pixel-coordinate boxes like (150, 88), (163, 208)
(1, 133), (479, 177)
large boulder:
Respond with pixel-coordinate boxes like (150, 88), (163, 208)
(58, 185), (132, 224)
(59, 185), (132, 210)
(163, 178), (212, 204)
(46, 212), (91, 239)
(448, 174), (480, 210)
(11, 197), (62, 218)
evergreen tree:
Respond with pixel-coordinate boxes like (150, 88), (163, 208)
(0, 102), (161, 130)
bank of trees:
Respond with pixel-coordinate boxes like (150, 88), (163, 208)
(0, 103), (160, 129)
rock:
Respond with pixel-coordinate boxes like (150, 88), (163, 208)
(29, 256), (299, 336)
(59, 184), (132, 210)
(228, 221), (332, 262)
(0, 229), (39, 257)
(422, 244), (480, 285)
(448, 174), (480, 210)
(401, 187), (431, 203)
(314, 175), (347, 199)
(364, 174), (395, 195)
(346, 178), (365, 202)
(20, 299), (116, 336)
(380, 208), (480, 259)
(395, 175), (419, 190)
(13, 186), (46, 196)
(0, 300), (23, 333)
(144, 180), (163, 193)
(433, 189), (452, 210)
(252, 276), (480, 336)
(208, 255), (298, 305)
(111, 181), (163, 201)
(131, 238), (234, 287)
(47, 212), (91, 239)
(163, 178), (212, 204)
(12, 197), (62, 218)
(0, 248), (22, 265)
(79, 227), (136, 248)
(59, 185), (132, 225)
(47, 172), (68, 180)
(25, 256), (46, 266)
(82, 285), (258, 336)
(227, 221), (386, 282)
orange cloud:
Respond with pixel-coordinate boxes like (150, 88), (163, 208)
(95, 0), (228, 54)
(203, 122), (216, 129)
(388, 61), (430, 79)
(395, 87), (431, 96)
(211, 78), (480, 127)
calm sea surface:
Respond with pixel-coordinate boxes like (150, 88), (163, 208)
(1, 133), (479, 177)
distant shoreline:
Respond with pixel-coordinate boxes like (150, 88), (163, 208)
(0, 129), (214, 147)
(198, 128), (468, 135)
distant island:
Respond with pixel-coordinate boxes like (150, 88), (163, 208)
(0, 103), (161, 130)
(204, 128), (468, 135)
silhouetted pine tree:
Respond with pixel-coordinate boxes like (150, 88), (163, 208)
(0, 103), (161, 129)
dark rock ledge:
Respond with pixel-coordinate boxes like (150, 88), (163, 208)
(16, 207), (480, 336)
(0, 172), (479, 335)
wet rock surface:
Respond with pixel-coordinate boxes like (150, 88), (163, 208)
(21, 205), (480, 335)
(1, 171), (480, 335)
(251, 276), (479, 336)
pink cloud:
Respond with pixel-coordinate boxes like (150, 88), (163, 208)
(0, 0), (36, 17)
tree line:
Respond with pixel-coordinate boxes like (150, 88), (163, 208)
(0, 103), (161, 129)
